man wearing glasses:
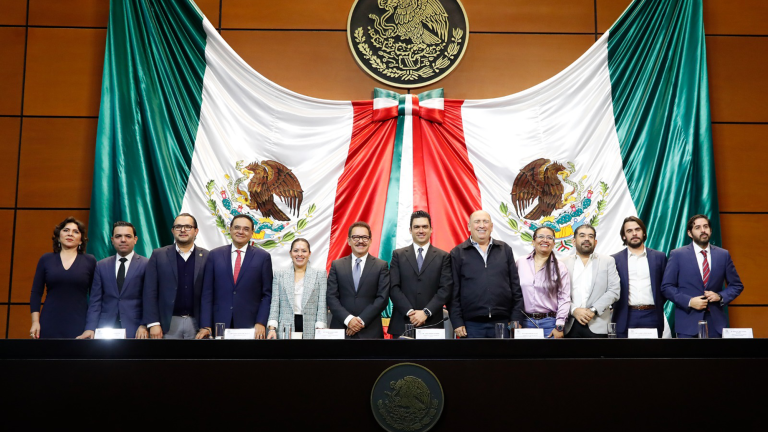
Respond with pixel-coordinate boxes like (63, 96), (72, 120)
(199, 214), (273, 339)
(327, 221), (390, 339)
(142, 213), (210, 339)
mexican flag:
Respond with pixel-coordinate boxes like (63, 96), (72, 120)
(90, 0), (718, 333)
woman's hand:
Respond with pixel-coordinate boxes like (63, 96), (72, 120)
(29, 322), (40, 339)
(549, 329), (564, 339)
(267, 328), (277, 340)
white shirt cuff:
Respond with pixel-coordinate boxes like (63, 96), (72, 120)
(315, 322), (327, 329)
(344, 315), (354, 326)
(406, 309), (414, 317)
(147, 322), (160, 328)
(266, 320), (278, 329)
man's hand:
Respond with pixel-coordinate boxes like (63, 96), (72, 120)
(408, 310), (428, 326)
(76, 330), (95, 339)
(703, 291), (722, 303)
(690, 296), (709, 310)
(254, 323), (266, 339)
(135, 325), (148, 339)
(346, 317), (364, 336)
(573, 308), (595, 325)
(149, 326), (163, 339)
(454, 326), (467, 338)
(549, 329), (564, 339)
(195, 328), (211, 339)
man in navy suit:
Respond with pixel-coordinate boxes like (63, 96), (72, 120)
(142, 213), (209, 339)
(199, 214), (272, 339)
(78, 221), (148, 339)
(662, 214), (744, 338)
(611, 216), (667, 338)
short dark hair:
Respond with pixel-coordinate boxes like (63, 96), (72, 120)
(290, 238), (311, 252)
(686, 214), (710, 233)
(410, 210), (432, 228)
(174, 213), (198, 228)
(52, 217), (88, 254)
(112, 221), (137, 237)
(574, 223), (596, 238)
(620, 216), (647, 246)
(230, 214), (254, 230)
(348, 221), (371, 238)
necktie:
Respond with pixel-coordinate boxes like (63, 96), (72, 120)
(353, 258), (362, 292)
(234, 250), (242, 284)
(701, 250), (709, 287)
(417, 247), (424, 272)
(117, 257), (127, 294)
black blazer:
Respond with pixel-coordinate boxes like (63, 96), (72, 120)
(388, 244), (452, 336)
(142, 244), (209, 332)
(611, 247), (667, 335)
(326, 253), (390, 339)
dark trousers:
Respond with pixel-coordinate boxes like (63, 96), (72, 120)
(465, 319), (510, 338)
(617, 309), (659, 338)
(676, 311), (721, 338)
(566, 321), (606, 338)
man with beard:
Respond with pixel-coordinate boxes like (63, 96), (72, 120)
(611, 216), (667, 338)
(661, 214), (744, 338)
(562, 224), (620, 338)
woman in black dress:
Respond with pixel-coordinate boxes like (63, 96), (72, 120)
(29, 217), (97, 339)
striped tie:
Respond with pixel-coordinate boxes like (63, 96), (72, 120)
(701, 250), (709, 287)
(234, 250), (242, 284)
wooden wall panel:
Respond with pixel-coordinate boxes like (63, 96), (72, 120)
(28, 0), (109, 27)
(720, 214), (765, 305)
(221, 30), (399, 100)
(23, 28), (106, 117)
(10, 210), (89, 303)
(463, 0), (594, 33)
(8, 305), (31, 339)
(713, 124), (768, 213)
(0, 27), (26, 115)
(704, 0), (768, 35)
(0, 0), (27, 25)
(419, 34), (595, 99)
(596, 0), (632, 33)
(728, 307), (768, 338)
(0, 211), (14, 302)
(222, 0), (350, 30)
(17, 118), (97, 209)
(0, 305), (6, 338)
(707, 36), (768, 123)
(197, 0), (220, 27)
(0, 117), (20, 207)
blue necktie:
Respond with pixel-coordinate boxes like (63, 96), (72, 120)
(417, 247), (424, 272)
(353, 258), (362, 291)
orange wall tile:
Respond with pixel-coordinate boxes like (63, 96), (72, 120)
(0, 0), (27, 25)
(728, 307), (768, 338)
(464, 0), (594, 33)
(197, 0), (220, 27)
(707, 36), (768, 123)
(0, 27), (26, 115)
(0, 211), (14, 303)
(0, 305), (7, 338)
(0, 117), (21, 207)
(28, 0), (109, 27)
(8, 305), (32, 339)
(720, 214), (766, 305)
(23, 28), (106, 117)
(596, 0), (633, 33)
(704, 0), (768, 36)
(713, 124), (768, 213)
(222, 0), (350, 30)
(17, 118), (97, 209)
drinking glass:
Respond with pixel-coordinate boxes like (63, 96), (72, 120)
(607, 323), (617, 338)
(404, 323), (415, 339)
(214, 323), (225, 339)
(698, 320), (709, 339)
(495, 322), (506, 339)
(282, 324), (292, 340)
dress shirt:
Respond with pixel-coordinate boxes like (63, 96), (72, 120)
(294, 278), (304, 315)
(692, 242), (712, 280)
(115, 251), (135, 277)
(231, 243), (248, 274)
(627, 247), (654, 305)
(469, 237), (493, 265)
(518, 252), (571, 326)
(344, 253), (368, 327)
(406, 243), (432, 317)
(175, 243), (195, 261)
(570, 254), (594, 314)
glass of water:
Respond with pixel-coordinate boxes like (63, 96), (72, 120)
(282, 324), (292, 340)
(698, 320), (709, 339)
(495, 322), (506, 339)
(404, 323), (415, 339)
(607, 323), (617, 338)
(214, 323), (225, 339)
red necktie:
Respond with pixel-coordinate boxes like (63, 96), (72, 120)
(701, 250), (709, 287)
(234, 250), (242, 284)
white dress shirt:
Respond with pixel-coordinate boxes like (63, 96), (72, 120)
(627, 247), (654, 306)
(570, 254), (594, 314)
(692, 242), (712, 280)
(231, 243), (248, 274)
(294, 278), (304, 315)
(176, 243), (195, 261)
(345, 253), (368, 327)
(407, 243), (432, 317)
(115, 251), (135, 277)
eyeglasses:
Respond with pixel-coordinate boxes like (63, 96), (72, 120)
(231, 225), (252, 233)
(173, 225), (195, 232)
(350, 235), (371, 243)
(535, 235), (555, 241)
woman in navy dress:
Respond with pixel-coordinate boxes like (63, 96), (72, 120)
(29, 217), (96, 339)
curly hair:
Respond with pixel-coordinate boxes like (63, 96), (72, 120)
(52, 217), (88, 254)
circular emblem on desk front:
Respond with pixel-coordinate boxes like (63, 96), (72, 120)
(348, 0), (469, 88)
(371, 363), (444, 432)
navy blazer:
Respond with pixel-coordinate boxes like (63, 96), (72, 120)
(85, 253), (148, 337)
(200, 244), (272, 329)
(611, 247), (667, 334)
(142, 244), (209, 332)
(661, 243), (744, 336)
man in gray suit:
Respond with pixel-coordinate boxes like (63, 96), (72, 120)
(142, 213), (209, 339)
(562, 224), (620, 338)
(326, 221), (390, 339)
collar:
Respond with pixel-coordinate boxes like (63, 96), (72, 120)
(175, 243), (195, 254)
(231, 243), (248, 254)
(413, 242), (430, 253)
(526, 250), (555, 262)
(628, 246), (647, 258)
(469, 237), (493, 248)
(692, 242), (711, 255)
(117, 251), (135, 262)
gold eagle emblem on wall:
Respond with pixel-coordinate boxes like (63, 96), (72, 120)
(244, 160), (303, 221)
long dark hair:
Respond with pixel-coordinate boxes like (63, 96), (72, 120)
(52, 217), (88, 254)
(533, 226), (562, 295)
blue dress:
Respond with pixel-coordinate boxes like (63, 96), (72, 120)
(30, 253), (97, 338)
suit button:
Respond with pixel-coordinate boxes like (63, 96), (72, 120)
(233, 291), (236, 295)
(230, 307), (233, 310)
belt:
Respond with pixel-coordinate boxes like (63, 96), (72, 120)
(525, 312), (556, 319)
(629, 305), (655, 311)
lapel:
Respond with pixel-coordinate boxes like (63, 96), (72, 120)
(233, 245), (255, 287)
(340, 255), (355, 292)
(166, 245), (179, 284)
(646, 248), (659, 302)
(121, 254), (143, 295)
(587, 254), (599, 300)
(357, 254), (377, 290)
(193, 247), (205, 283)
(105, 255), (119, 296)
(616, 249), (629, 299)
(404, 246), (420, 274)
(302, 268), (316, 311)
(685, 243), (704, 288)
(563, 255), (575, 274)
(284, 269), (296, 312)
(420, 246), (438, 274)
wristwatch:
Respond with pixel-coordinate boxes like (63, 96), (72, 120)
(555, 325), (564, 332)
(589, 306), (598, 316)
(423, 308), (432, 317)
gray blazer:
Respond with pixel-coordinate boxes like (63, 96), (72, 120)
(267, 265), (327, 339)
(562, 253), (620, 334)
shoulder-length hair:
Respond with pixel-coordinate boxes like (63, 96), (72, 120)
(52, 217), (88, 254)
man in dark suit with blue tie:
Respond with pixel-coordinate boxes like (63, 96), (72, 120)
(78, 221), (148, 339)
(142, 213), (209, 339)
(199, 214), (272, 339)
(327, 221), (390, 339)
(661, 214), (744, 338)
(611, 216), (667, 338)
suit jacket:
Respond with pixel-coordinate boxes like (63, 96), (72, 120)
(267, 265), (327, 339)
(326, 253), (390, 339)
(611, 247), (667, 335)
(562, 253), (620, 334)
(142, 244), (209, 332)
(388, 244), (452, 336)
(85, 253), (149, 337)
(200, 244), (273, 329)
(661, 243), (744, 336)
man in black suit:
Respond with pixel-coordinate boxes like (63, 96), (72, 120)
(142, 213), (209, 339)
(388, 210), (452, 337)
(327, 221), (390, 339)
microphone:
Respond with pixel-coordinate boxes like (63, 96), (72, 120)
(397, 318), (448, 339)
(520, 310), (540, 329)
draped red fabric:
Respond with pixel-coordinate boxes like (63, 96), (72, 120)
(327, 101), (398, 271)
(411, 96), (428, 211)
(419, 99), (481, 251)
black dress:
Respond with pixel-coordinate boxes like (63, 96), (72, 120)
(30, 253), (97, 338)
